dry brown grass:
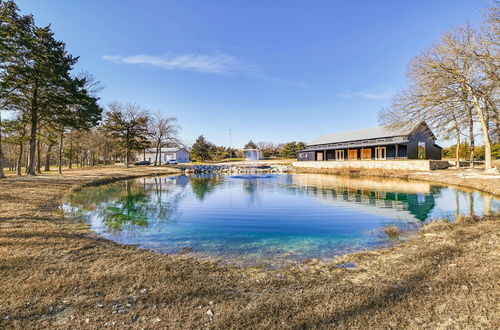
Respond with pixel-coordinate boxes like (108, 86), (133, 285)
(383, 226), (402, 238)
(422, 219), (450, 232)
(0, 166), (499, 329)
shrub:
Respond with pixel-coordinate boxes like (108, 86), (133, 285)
(383, 226), (402, 238)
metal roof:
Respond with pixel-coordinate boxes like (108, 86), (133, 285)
(144, 147), (187, 153)
(309, 125), (412, 146)
(301, 139), (409, 152)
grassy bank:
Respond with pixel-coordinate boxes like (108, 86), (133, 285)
(0, 166), (498, 328)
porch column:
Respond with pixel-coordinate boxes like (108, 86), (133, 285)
(395, 144), (398, 159)
(324, 150), (326, 161)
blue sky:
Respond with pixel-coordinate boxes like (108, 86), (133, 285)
(16, 0), (487, 147)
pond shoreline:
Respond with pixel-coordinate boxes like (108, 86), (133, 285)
(0, 166), (498, 328)
(290, 166), (500, 197)
(65, 171), (496, 267)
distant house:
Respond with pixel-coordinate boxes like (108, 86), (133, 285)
(298, 122), (442, 161)
(138, 147), (190, 164)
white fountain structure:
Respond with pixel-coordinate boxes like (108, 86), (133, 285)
(243, 148), (260, 166)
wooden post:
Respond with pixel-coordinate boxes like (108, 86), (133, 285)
(395, 144), (398, 159)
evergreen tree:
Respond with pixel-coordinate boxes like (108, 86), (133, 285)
(0, 0), (32, 178)
(191, 135), (213, 161)
(0, 1), (96, 175)
(280, 142), (306, 158)
(244, 140), (257, 149)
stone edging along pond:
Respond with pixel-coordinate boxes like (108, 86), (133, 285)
(63, 164), (500, 204)
(174, 162), (500, 197)
(288, 165), (500, 197)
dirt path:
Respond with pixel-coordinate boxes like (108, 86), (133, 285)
(0, 166), (498, 329)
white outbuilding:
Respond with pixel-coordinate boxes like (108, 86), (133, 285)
(138, 147), (190, 164)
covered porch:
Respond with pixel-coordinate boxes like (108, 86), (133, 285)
(313, 144), (408, 161)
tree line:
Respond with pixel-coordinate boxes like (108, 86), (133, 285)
(0, 1), (180, 178)
(379, 4), (499, 170)
(190, 136), (306, 162)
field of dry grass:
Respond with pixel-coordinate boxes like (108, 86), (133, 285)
(0, 166), (499, 329)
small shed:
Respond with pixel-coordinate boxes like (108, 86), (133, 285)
(139, 148), (190, 164)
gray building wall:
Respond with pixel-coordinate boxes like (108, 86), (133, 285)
(407, 127), (441, 160)
(298, 151), (316, 161)
(175, 149), (190, 163)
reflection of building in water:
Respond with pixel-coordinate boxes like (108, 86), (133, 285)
(292, 174), (438, 221)
(159, 174), (190, 187)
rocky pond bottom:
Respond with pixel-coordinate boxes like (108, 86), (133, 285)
(63, 174), (499, 267)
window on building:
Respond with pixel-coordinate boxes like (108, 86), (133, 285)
(417, 193), (425, 205)
(418, 142), (426, 159)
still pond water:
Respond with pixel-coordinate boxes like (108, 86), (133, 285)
(63, 174), (499, 266)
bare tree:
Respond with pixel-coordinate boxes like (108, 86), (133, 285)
(101, 102), (150, 168)
(148, 112), (179, 166)
(380, 20), (499, 171)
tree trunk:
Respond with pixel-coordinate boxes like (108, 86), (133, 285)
(0, 112), (4, 179)
(68, 145), (72, 169)
(45, 143), (54, 172)
(27, 86), (38, 176)
(17, 142), (23, 176)
(58, 132), (63, 174)
(469, 91), (493, 170)
(25, 146), (29, 174)
(125, 147), (129, 168)
(455, 126), (461, 169)
(467, 105), (475, 168)
(36, 138), (42, 174)
(154, 145), (160, 166)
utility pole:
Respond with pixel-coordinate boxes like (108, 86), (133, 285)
(229, 129), (232, 159)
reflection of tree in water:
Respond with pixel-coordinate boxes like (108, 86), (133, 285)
(189, 174), (222, 201)
(147, 176), (186, 227)
(66, 177), (187, 232)
(103, 184), (150, 231)
(65, 183), (125, 210)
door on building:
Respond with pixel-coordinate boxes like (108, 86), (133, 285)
(335, 150), (344, 161)
(348, 149), (358, 160)
(375, 147), (386, 160)
(316, 152), (324, 161)
(362, 148), (372, 160)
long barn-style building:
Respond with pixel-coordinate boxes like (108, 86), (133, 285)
(298, 122), (442, 161)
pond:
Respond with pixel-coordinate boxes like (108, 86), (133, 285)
(63, 174), (499, 266)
